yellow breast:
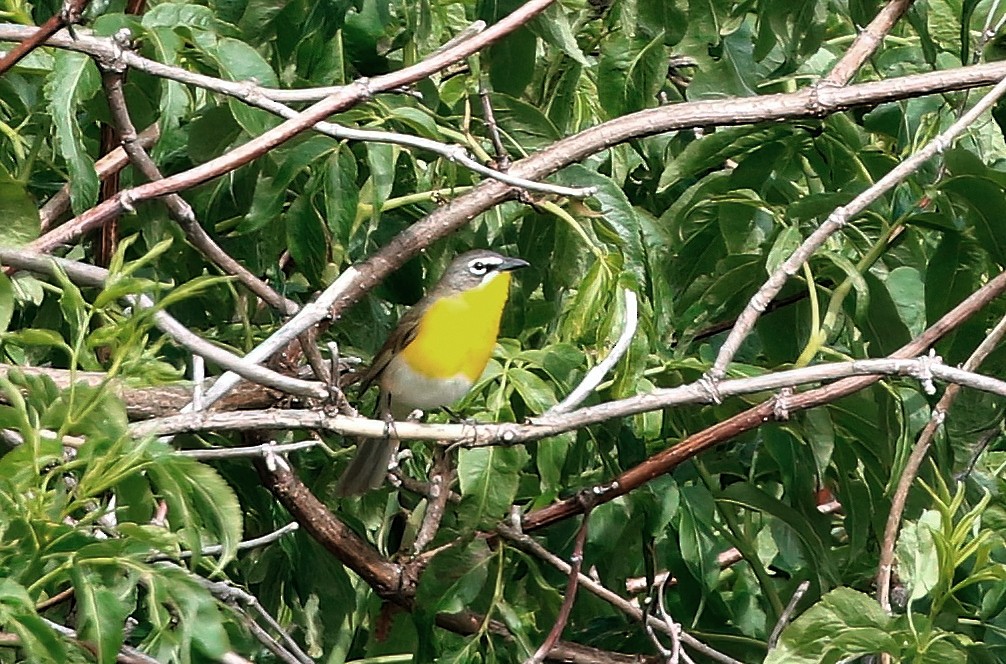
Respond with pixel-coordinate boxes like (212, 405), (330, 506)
(398, 272), (512, 382)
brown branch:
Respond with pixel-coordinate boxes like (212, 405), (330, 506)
(876, 313), (1006, 611)
(522, 264), (1006, 532)
(256, 445), (656, 664)
(100, 68), (298, 315)
(95, 121), (120, 267)
(254, 446), (410, 598)
(527, 514), (589, 664)
(130, 358), (1006, 440)
(497, 524), (743, 664)
(18, 0), (557, 260)
(0, 363), (281, 419)
(39, 124), (159, 231)
(410, 447), (456, 554)
(0, 0), (89, 75)
(823, 0), (915, 85)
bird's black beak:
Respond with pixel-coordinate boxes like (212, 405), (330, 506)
(499, 257), (530, 272)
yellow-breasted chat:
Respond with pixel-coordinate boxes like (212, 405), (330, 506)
(336, 249), (530, 496)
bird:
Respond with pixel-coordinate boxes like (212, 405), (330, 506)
(336, 249), (530, 496)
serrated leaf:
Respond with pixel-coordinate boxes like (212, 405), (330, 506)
(44, 50), (99, 214)
(146, 455), (243, 571)
(71, 567), (129, 664)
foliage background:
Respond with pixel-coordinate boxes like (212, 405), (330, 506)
(3, 0), (1006, 662)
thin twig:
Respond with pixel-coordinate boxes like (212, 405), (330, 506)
(767, 580), (810, 649)
(497, 524), (743, 664)
(178, 439), (325, 460)
(101, 69), (298, 315)
(526, 514), (590, 664)
(0, 0), (90, 75)
(411, 447), (456, 554)
(173, 522), (300, 559)
(823, 0), (915, 85)
(480, 84), (510, 167)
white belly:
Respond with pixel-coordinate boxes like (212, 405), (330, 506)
(379, 355), (474, 419)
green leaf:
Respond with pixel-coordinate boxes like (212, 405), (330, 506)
(146, 455), (243, 571)
(0, 272), (14, 333)
(897, 510), (942, 602)
(767, 588), (897, 663)
(925, 232), (979, 321)
(677, 485), (720, 589)
(481, 0), (536, 95)
(365, 142), (397, 211)
(415, 541), (492, 614)
(885, 266), (926, 336)
(44, 50), (99, 214)
(688, 23), (758, 99)
(324, 145), (359, 246)
(528, 3), (588, 65)
(187, 104), (242, 163)
(766, 225), (802, 274)
(0, 579), (65, 662)
(71, 567), (130, 664)
(507, 367), (556, 414)
(238, 136), (336, 234)
(457, 445), (529, 529)
(285, 190), (329, 286)
(637, 0), (687, 44)
(555, 165), (647, 288)
(719, 481), (832, 582)
(941, 176), (1006, 267)
(216, 38), (281, 135)
(0, 178), (40, 246)
(598, 31), (667, 119)
(858, 272), (912, 356)
(659, 126), (792, 192)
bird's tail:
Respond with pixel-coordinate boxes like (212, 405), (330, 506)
(335, 437), (398, 496)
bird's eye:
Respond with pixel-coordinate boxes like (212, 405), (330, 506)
(469, 261), (488, 275)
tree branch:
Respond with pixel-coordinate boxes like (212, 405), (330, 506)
(823, 0), (915, 85)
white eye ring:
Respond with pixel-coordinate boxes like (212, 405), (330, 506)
(468, 260), (489, 276)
